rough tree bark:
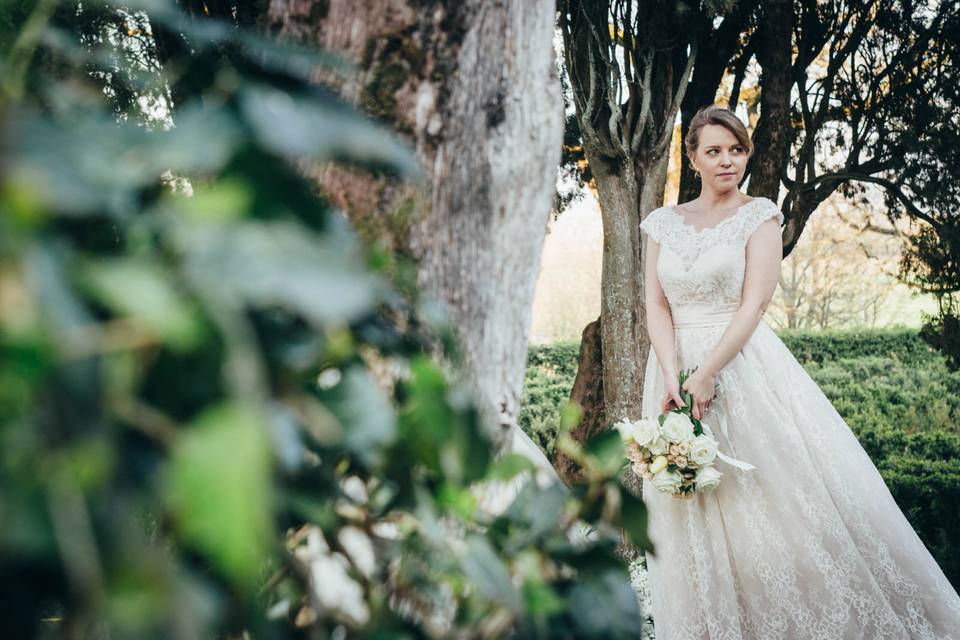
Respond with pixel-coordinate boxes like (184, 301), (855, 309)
(262, 1), (563, 448)
(555, 1), (694, 484)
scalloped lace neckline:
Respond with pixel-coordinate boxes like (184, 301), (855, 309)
(670, 197), (760, 234)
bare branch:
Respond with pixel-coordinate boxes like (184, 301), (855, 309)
(653, 40), (697, 159)
(803, 172), (942, 230)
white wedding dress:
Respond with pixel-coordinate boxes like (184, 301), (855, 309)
(637, 197), (960, 639)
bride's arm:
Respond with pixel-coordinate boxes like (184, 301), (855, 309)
(644, 238), (679, 381)
(699, 218), (783, 379)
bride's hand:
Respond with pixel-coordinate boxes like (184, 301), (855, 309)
(681, 369), (716, 421)
(661, 378), (686, 414)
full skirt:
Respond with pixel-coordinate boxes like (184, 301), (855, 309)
(639, 319), (960, 639)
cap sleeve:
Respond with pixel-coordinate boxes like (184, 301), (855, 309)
(740, 197), (784, 243)
(640, 207), (670, 244)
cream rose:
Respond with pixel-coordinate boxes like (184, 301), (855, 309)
(647, 436), (670, 456)
(689, 434), (719, 465)
(652, 468), (683, 493)
(613, 418), (635, 443)
(630, 417), (659, 447)
(695, 465), (722, 491)
(661, 411), (695, 442)
(625, 442), (644, 464)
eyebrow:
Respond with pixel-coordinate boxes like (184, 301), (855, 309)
(704, 144), (744, 149)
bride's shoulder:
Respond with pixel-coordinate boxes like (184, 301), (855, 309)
(640, 206), (670, 244)
(639, 205), (675, 242)
(738, 196), (784, 243)
(743, 196), (783, 223)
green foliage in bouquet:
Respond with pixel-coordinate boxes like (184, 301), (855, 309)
(0, 1), (653, 638)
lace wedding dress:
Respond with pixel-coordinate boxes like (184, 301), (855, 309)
(637, 196), (960, 639)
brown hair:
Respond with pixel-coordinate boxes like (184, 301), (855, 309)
(684, 104), (753, 159)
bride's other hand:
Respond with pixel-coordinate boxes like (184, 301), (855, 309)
(681, 369), (716, 420)
(661, 378), (686, 414)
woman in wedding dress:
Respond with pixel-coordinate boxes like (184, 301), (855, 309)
(637, 104), (960, 639)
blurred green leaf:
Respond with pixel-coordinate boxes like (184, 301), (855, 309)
(399, 356), (454, 474)
(486, 454), (536, 482)
(521, 579), (565, 616)
(170, 179), (251, 223)
(181, 218), (382, 328)
(165, 402), (272, 590)
(82, 258), (204, 351)
(568, 568), (643, 638)
(240, 85), (417, 175)
(503, 481), (568, 549)
(618, 491), (654, 553)
(460, 535), (520, 612)
(584, 430), (624, 477)
(436, 483), (478, 520)
(323, 365), (396, 467)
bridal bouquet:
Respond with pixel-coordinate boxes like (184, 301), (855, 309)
(616, 369), (755, 500)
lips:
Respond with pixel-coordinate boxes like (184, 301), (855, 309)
(718, 173), (736, 177)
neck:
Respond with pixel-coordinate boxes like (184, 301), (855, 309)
(696, 187), (743, 209)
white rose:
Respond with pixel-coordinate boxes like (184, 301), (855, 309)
(695, 465), (723, 492)
(631, 417), (659, 447)
(647, 436), (670, 456)
(689, 434), (719, 465)
(651, 468), (683, 493)
(613, 418), (635, 443)
(661, 411), (695, 442)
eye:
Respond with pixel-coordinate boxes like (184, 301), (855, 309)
(707, 149), (717, 155)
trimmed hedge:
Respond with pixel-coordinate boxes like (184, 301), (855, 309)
(520, 329), (960, 588)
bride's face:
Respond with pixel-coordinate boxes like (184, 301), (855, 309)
(688, 124), (750, 192)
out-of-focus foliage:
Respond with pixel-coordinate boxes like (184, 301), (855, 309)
(0, 1), (653, 638)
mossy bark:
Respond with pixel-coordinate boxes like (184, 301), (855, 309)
(264, 0), (563, 450)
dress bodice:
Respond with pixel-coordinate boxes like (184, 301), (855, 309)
(639, 197), (783, 325)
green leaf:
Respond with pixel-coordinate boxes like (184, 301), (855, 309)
(81, 258), (204, 351)
(584, 430), (624, 477)
(165, 403), (273, 590)
(182, 218), (382, 328)
(240, 85), (417, 175)
(618, 491), (654, 554)
(522, 579), (565, 616)
(460, 535), (520, 612)
(503, 481), (569, 548)
(170, 178), (251, 223)
(398, 356), (455, 474)
(486, 454), (536, 482)
(568, 568), (643, 638)
(322, 365), (396, 467)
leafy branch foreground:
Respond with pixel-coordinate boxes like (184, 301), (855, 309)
(0, 1), (652, 638)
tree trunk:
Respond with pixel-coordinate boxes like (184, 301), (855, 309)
(555, 2), (686, 483)
(263, 0), (563, 447)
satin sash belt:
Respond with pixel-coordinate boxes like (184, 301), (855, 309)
(672, 304), (739, 329)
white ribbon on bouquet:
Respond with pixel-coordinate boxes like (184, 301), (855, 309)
(700, 423), (756, 471)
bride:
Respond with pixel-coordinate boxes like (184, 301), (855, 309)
(637, 104), (960, 639)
